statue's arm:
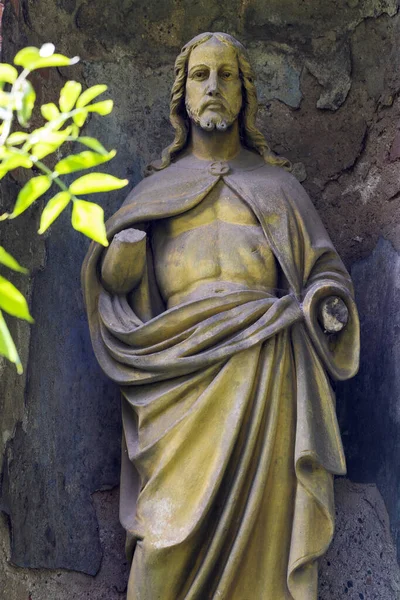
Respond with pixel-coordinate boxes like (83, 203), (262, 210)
(101, 228), (147, 294)
(273, 171), (359, 379)
(278, 173), (351, 335)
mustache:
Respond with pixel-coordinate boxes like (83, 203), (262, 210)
(185, 97), (228, 117)
(201, 98), (227, 111)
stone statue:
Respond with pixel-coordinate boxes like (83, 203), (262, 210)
(82, 32), (360, 600)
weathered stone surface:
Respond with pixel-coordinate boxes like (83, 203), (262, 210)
(0, 207), (122, 574)
(320, 479), (400, 599)
(305, 37), (352, 110)
(337, 238), (400, 559)
(0, 178), (46, 475)
(242, 0), (398, 36)
(56, 0), (76, 14)
(82, 59), (172, 179)
(0, 488), (129, 599)
(250, 42), (302, 108)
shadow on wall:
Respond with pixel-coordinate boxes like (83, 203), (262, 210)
(0, 487), (130, 599)
(337, 237), (400, 562)
(0, 212), (123, 575)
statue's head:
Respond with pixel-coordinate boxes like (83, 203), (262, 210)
(148, 32), (290, 173)
(184, 34), (243, 133)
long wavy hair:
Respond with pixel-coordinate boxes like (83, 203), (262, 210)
(146, 32), (290, 175)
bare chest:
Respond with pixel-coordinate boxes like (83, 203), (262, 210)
(154, 180), (258, 238)
(150, 181), (278, 306)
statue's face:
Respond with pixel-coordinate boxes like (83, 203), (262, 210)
(185, 38), (242, 132)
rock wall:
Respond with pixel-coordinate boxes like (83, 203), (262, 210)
(0, 0), (399, 598)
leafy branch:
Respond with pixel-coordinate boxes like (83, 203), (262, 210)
(0, 43), (128, 372)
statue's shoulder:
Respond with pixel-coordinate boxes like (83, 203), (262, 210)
(232, 153), (303, 195)
(231, 154), (316, 219)
(239, 158), (297, 186)
(121, 157), (214, 212)
(121, 164), (178, 207)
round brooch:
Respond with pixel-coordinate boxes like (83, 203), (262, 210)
(209, 161), (230, 176)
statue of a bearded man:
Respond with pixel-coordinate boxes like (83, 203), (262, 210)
(82, 32), (359, 600)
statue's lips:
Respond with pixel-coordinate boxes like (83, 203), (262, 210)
(202, 101), (225, 110)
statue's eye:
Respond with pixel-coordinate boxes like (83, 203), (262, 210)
(222, 72), (232, 79)
(193, 71), (206, 80)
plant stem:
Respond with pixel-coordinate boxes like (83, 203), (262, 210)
(34, 158), (78, 200)
(5, 146), (78, 201)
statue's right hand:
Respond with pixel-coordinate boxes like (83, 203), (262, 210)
(101, 228), (147, 294)
(318, 295), (349, 334)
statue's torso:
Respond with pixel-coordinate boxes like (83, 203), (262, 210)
(151, 180), (278, 307)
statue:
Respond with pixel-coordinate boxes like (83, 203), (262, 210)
(82, 32), (360, 600)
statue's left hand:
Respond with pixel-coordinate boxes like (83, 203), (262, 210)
(318, 296), (349, 334)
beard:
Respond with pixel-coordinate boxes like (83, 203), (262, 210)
(185, 98), (239, 132)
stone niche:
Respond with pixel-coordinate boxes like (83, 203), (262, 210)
(0, 0), (400, 598)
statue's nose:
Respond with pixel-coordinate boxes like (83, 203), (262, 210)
(206, 72), (220, 97)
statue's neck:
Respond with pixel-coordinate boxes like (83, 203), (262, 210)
(187, 119), (241, 162)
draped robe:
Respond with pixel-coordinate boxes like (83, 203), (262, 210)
(82, 151), (359, 600)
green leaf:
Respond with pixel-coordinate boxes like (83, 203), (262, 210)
(69, 173), (128, 195)
(55, 149), (116, 174)
(31, 127), (71, 160)
(0, 63), (18, 84)
(0, 150), (33, 181)
(23, 126), (64, 152)
(71, 199), (108, 246)
(8, 154), (33, 169)
(42, 117), (67, 132)
(41, 102), (60, 121)
(38, 191), (71, 233)
(27, 128), (70, 148)
(0, 275), (34, 322)
(10, 175), (52, 218)
(87, 99), (113, 116)
(33, 54), (80, 70)
(76, 84), (107, 108)
(6, 132), (29, 145)
(0, 310), (23, 373)
(14, 46), (79, 70)
(77, 136), (108, 155)
(59, 80), (82, 112)
(16, 80), (36, 127)
(31, 142), (58, 160)
(72, 108), (88, 128)
(0, 152), (33, 173)
(0, 247), (28, 273)
(70, 124), (80, 138)
(0, 90), (10, 107)
(14, 47), (41, 69)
